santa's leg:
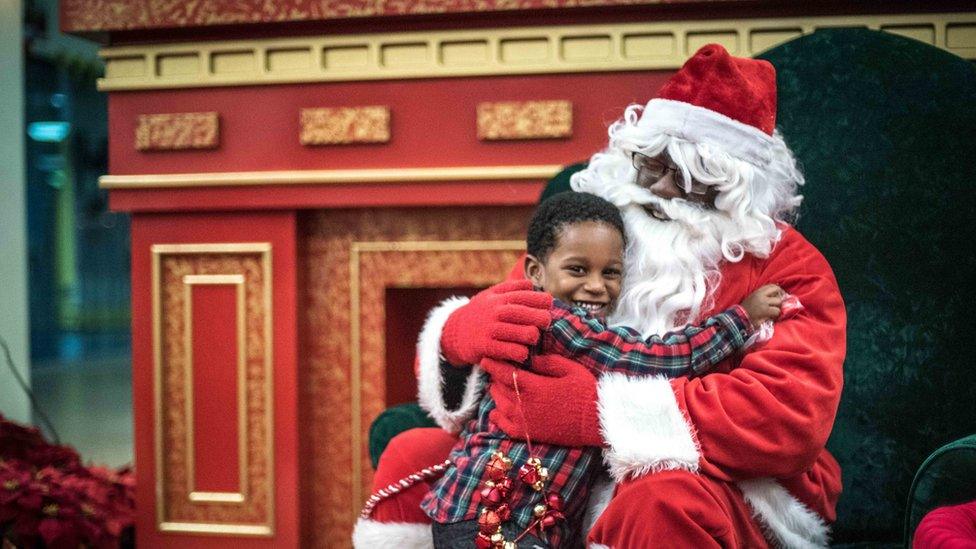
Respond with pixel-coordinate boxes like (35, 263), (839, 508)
(588, 470), (768, 549)
(353, 427), (457, 549)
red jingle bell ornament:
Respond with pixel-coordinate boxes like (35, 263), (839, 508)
(546, 491), (564, 512)
(540, 509), (565, 530)
(518, 463), (540, 486)
(479, 483), (506, 508)
(475, 533), (493, 549)
(478, 508), (502, 534)
(485, 451), (513, 482)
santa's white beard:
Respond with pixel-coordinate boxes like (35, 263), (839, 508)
(572, 108), (803, 336)
(607, 198), (733, 337)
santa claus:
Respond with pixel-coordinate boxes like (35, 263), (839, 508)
(354, 44), (845, 548)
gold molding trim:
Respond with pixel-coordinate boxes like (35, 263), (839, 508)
(98, 13), (976, 91)
(182, 273), (247, 506)
(189, 492), (246, 504)
(477, 100), (572, 140)
(348, 240), (525, 515)
(300, 106), (391, 145)
(99, 165), (563, 189)
(158, 522), (273, 536)
(151, 243), (275, 536)
(136, 112), (219, 151)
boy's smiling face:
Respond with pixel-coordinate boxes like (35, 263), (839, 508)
(525, 221), (624, 321)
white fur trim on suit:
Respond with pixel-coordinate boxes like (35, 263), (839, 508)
(597, 373), (700, 481)
(416, 296), (484, 433)
(352, 518), (433, 549)
(639, 98), (777, 167)
(739, 478), (830, 549)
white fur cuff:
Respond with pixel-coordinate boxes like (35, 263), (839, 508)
(416, 296), (483, 433)
(640, 98), (776, 167)
(597, 373), (700, 481)
(352, 518), (433, 549)
(739, 479), (830, 549)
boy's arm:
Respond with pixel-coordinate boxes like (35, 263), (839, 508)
(542, 300), (752, 377)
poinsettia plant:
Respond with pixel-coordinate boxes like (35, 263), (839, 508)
(0, 415), (134, 548)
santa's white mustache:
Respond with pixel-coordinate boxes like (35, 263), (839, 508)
(632, 194), (715, 238)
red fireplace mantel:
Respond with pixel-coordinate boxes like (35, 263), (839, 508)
(107, 57), (679, 549)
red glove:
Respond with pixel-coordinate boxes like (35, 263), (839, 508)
(483, 355), (603, 448)
(440, 280), (552, 366)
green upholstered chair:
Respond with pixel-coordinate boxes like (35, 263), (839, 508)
(759, 28), (976, 545)
(904, 435), (976, 547)
(369, 28), (976, 546)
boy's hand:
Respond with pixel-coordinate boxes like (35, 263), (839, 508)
(740, 284), (784, 329)
(441, 280), (552, 366)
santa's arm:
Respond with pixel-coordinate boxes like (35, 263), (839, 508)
(415, 296), (483, 434)
(599, 229), (846, 482)
(416, 258), (547, 433)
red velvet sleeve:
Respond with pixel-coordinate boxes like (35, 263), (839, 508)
(672, 229), (846, 481)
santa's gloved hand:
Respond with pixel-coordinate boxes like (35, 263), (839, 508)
(440, 280), (552, 366)
(483, 355), (603, 448)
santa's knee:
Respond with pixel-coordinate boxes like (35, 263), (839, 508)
(368, 427), (457, 523)
(374, 427), (456, 486)
(587, 470), (731, 549)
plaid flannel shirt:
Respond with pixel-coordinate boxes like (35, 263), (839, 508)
(421, 301), (751, 544)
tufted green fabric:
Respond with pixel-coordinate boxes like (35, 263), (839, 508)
(904, 434), (976, 546)
(758, 29), (976, 543)
(368, 402), (438, 470)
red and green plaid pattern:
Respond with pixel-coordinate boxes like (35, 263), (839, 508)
(421, 302), (751, 538)
(421, 395), (600, 541)
(544, 300), (751, 377)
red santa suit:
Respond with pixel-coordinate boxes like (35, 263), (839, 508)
(583, 226), (845, 548)
(354, 44), (845, 548)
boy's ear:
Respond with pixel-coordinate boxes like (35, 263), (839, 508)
(524, 254), (544, 289)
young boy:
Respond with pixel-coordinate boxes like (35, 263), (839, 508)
(421, 192), (783, 548)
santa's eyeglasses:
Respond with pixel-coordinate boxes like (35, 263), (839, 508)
(631, 151), (710, 197)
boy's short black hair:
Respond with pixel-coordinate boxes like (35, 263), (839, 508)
(526, 191), (626, 261)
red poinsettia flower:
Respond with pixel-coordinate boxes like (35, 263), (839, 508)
(0, 415), (136, 548)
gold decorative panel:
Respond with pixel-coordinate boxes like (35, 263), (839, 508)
(300, 107), (391, 146)
(98, 14), (976, 91)
(135, 112), (219, 151)
(302, 207), (533, 546)
(477, 100), (572, 141)
(947, 23), (976, 49)
(211, 50), (257, 74)
(267, 47), (313, 72)
(152, 243), (274, 536)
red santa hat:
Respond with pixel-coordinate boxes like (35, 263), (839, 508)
(638, 44), (779, 167)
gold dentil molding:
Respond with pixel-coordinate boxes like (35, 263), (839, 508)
(98, 13), (976, 91)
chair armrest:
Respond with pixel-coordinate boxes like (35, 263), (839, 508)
(904, 433), (976, 546)
(368, 402), (438, 469)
